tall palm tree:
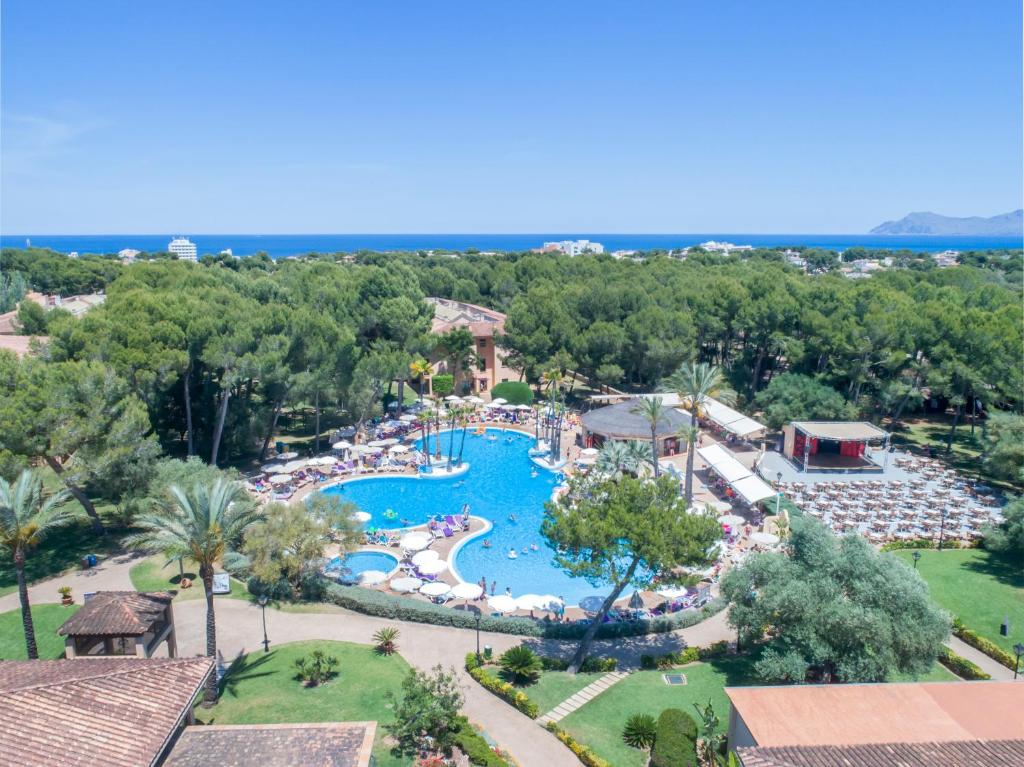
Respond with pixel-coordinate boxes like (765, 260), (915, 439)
(127, 477), (261, 706)
(624, 440), (654, 476)
(677, 426), (699, 503)
(0, 470), (76, 659)
(665, 362), (736, 504)
(420, 405), (434, 467)
(630, 397), (666, 477)
(409, 358), (432, 403)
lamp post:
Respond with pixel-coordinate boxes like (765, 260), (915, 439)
(258, 594), (270, 652)
(775, 472), (783, 516)
(912, 551), (921, 570)
(1014, 643), (1024, 680)
(475, 613), (482, 663)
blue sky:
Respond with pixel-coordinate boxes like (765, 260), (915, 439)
(2, 1), (1021, 234)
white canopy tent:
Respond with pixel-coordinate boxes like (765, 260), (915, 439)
(732, 474), (776, 505)
(698, 443), (776, 507)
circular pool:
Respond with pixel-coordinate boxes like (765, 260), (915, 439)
(326, 550), (400, 583)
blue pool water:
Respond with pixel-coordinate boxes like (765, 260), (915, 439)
(319, 429), (611, 605)
(328, 551), (399, 582)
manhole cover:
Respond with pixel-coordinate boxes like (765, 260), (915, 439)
(663, 673), (687, 686)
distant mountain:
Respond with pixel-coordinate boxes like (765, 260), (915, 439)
(870, 210), (1023, 236)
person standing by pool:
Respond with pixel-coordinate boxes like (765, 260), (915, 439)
(491, 580), (496, 595)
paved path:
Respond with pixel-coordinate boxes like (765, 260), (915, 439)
(0, 549), (141, 613)
(538, 670), (631, 725)
(945, 636), (1018, 681)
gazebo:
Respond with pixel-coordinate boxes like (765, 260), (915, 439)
(581, 399), (692, 456)
(783, 421), (890, 473)
(58, 591), (177, 659)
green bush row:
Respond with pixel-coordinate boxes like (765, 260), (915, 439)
(650, 708), (698, 767)
(937, 647), (991, 680)
(465, 653), (540, 719)
(539, 655), (617, 672)
(322, 581), (726, 639)
(453, 716), (513, 767)
(952, 618), (1018, 670)
(490, 381), (534, 405)
(640, 640), (731, 670)
(544, 721), (612, 767)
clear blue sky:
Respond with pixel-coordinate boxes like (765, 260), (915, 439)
(2, 1), (1021, 234)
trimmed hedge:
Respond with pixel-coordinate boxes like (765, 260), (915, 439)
(544, 721), (612, 767)
(650, 708), (698, 767)
(640, 641), (731, 670)
(465, 653), (540, 718)
(432, 374), (454, 396)
(938, 647), (991, 680)
(454, 716), (514, 767)
(539, 655), (616, 672)
(322, 581), (726, 639)
(490, 381), (533, 405)
(952, 618), (1018, 670)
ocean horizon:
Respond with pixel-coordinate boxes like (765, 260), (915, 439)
(2, 232), (1021, 258)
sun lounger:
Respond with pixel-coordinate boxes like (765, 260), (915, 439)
(442, 526), (454, 538)
(443, 515), (461, 530)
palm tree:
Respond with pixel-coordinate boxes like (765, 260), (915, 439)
(0, 470), (76, 659)
(624, 440), (654, 476)
(596, 441), (632, 479)
(127, 477), (261, 706)
(420, 405), (434, 467)
(630, 397), (666, 477)
(678, 425), (699, 503)
(409, 358), (432, 403)
(455, 407), (470, 466)
(665, 362), (736, 504)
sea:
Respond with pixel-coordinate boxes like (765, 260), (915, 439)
(1, 233), (1021, 258)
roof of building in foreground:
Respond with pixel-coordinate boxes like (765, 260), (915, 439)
(0, 657), (213, 767)
(726, 680), (1024, 748)
(737, 740), (1024, 767)
(58, 590), (174, 637)
(164, 722), (377, 767)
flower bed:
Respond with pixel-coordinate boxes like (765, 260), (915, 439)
(952, 618), (1018, 670)
(465, 653), (540, 719)
(544, 722), (612, 767)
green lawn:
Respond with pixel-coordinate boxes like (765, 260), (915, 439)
(129, 555), (249, 602)
(0, 604), (79, 659)
(894, 547), (1024, 652)
(521, 670), (606, 715)
(194, 640), (410, 767)
(891, 664), (959, 682)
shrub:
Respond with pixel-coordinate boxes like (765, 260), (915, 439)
(579, 656), (617, 673)
(937, 647), (991, 680)
(880, 538), (936, 552)
(465, 654), (539, 718)
(432, 374), (454, 396)
(641, 647), (703, 670)
(499, 645), (543, 684)
(697, 641), (729, 660)
(540, 655), (571, 671)
(545, 721), (612, 767)
(293, 650), (339, 687)
(640, 654), (657, 670)
(951, 619), (1017, 670)
(650, 708), (698, 767)
(453, 716), (513, 767)
(373, 627), (400, 655)
(622, 713), (657, 749)
(490, 381), (533, 405)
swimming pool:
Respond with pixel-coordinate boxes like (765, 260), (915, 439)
(326, 550), (400, 583)
(319, 429), (612, 605)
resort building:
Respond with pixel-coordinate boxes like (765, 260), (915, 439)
(781, 421), (890, 473)
(426, 297), (515, 394)
(580, 398), (691, 456)
(0, 290), (105, 356)
(57, 590), (178, 659)
(167, 237), (198, 261)
(540, 239), (605, 256)
(726, 681), (1024, 766)
(119, 248), (141, 262)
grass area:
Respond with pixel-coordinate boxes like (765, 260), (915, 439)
(0, 518), (119, 598)
(894, 547), (1024, 652)
(891, 664), (959, 682)
(129, 555), (249, 602)
(195, 640), (409, 767)
(0, 604), (79, 659)
(560, 657), (754, 767)
(520, 670), (606, 714)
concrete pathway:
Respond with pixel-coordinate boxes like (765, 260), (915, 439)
(537, 670), (630, 725)
(0, 549), (141, 613)
(945, 636), (1019, 681)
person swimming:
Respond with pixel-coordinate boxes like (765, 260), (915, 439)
(530, 469), (539, 478)
(508, 549), (517, 559)
(521, 547), (528, 555)
(507, 513), (517, 523)
(530, 543), (539, 552)
(482, 539), (491, 549)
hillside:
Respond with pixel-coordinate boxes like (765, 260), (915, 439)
(870, 210), (1023, 236)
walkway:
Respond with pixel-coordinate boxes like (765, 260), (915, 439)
(945, 636), (1018, 681)
(537, 670), (631, 725)
(0, 549), (140, 614)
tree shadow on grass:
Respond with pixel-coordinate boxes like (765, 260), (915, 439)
(962, 550), (1024, 590)
(218, 650), (278, 698)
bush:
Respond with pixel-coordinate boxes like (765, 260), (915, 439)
(499, 645), (542, 684)
(540, 656), (571, 671)
(951, 618), (1018, 670)
(453, 716), (513, 767)
(641, 646), (705, 670)
(650, 708), (699, 767)
(432, 374), (454, 396)
(465, 654), (539, 718)
(373, 627), (399, 655)
(622, 713), (657, 749)
(293, 650), (339, 687)
(697, 641), (730, 660)
(579, 656), (617, 673)
(545, 721), (612, 767)
(937, 647), (991, 680)
(324, 581), (727, 640)
(490, 381), (533, 405)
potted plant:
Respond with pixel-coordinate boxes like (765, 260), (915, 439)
(58, 586), (73, 606)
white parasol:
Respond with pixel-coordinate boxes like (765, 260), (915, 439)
(580, 447), (599, 457)
(390, 576), (423, 593)
(514, 593), (548, 611)
(445, 395), (463, 402)
(261, 462), (283, 473)
(359, 570), (388, 586)
(350, 511), (372, 523)
(718, 514), (746, 527)
(711, 500), (733, 512)
(282, 460), (307, 473)
(355, 444), (381, 454)
(418, 560), (448, 576)
(750, 531), (781, 546)
(465, 396), (484, 405)
(399, 414), (418, 422)
(269, 474), (293, 485)
(332, 440), (353, 450)
(400, 533), (431, 551)
(312, 456), (336, 466)
(515, 403), (533, 410)
(419, 582), (451, 598)
(411, 550), (440, 566)
(491, 397), (508, 405)
(389, 444), (410, 454)
(451, 582), (483, 600)
(656, 586), (689, 599)
(278, 451), (299, 460)
(487, 595), (518, 613)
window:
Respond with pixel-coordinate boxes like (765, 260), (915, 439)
(478, 339), (487, 348)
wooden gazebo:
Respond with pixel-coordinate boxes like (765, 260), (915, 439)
(58, 591), (177, 659)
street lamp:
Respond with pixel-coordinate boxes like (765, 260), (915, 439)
(257, 594), (270, 652)
(912, 551), (921, 570)
(475, 613), (482, 663)
(775, 472), (783, 516)
(1014, 643), (1024, 680)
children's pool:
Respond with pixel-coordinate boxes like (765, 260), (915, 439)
(326, 550), (400, 583)
(319, 428), (612, 605)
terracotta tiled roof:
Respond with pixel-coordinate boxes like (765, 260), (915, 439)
(58, 591), (174, 637)
(737, 740), (1024, 767)
(0, 657), (212, 767)
(164, 723), (378, 767)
